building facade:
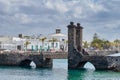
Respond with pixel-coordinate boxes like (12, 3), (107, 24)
(0, 29), (68, 52)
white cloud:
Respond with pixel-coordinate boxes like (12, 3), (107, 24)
(104, 20), (120, 29)
(13, 13), (32, 24)
(0, 0), (120, 41)
(87, 0), (108, 13)
(45, 0), (68, 13)
(45, 1), (54, 9)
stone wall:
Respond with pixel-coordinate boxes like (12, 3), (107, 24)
(67, 22), (120, 71)
(88, 50), (118, 56)
(0, 52), (52, 68)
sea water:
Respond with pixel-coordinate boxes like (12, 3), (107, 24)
(0, 59), (120, 80)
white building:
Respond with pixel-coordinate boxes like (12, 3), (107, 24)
(26, 37), (61, 52)
(0, 36), (25, 51)
(0, 29), (68, 52)
(46, 29), (67, 51)
(25, 29), (67, 52)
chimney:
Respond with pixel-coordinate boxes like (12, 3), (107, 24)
(18, 34), (22, 38)
(56, 29), (61, 34)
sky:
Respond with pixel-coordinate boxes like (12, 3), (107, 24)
(0, 0), (120, 41)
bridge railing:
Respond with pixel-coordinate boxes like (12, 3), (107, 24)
(0, 50), (68, 54)
(88, 50), (119, 56)
(1, 50), (119, 58)
(43, 52), (68, 59)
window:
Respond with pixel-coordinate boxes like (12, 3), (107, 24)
(56, 43), (58, 48)
(62, 39), (65, 41)
(45, 43), (47, 46)
(52, 43), (54, 48)
(36, 45), (38, 51)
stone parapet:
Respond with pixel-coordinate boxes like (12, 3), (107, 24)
(67, 22), (120, 71)
(0, 52), (52, 68)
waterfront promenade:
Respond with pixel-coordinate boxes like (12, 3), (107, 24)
(0, 50), (118, 59)
(0, 51), (68, 59)
(0, 48), (119, 69)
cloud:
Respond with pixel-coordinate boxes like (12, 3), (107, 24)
(45, 0), (68, 13)
(0, 0), (120, 41)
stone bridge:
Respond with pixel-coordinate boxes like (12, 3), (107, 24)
(0, 52), (67, 68)
(0, 22), (119, 71)
(68, 48), (120, 71)
(67, 22), (120, 71)
(43, 52), (67, 59)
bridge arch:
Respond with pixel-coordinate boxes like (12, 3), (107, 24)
(19, 59), (36, 68)
(84, 62), (96, 70)
(77, 61), (96, 70)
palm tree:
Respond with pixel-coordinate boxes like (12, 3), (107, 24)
(83, 41), (89, 49)
(91, 38), (103, 50)
(114, 39), (120, 51)
(39, 37), (47, 49)
(24, 36), (31, 39)
(109, 41), (115, 50)
(24, 41), (31, 51)
(91, 33), (110, 50)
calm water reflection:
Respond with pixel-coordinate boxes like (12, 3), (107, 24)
(68, 69), (120, 80)
(0, 59), (120, 80)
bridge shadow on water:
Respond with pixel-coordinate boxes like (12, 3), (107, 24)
(67, 69), (120, 80)
(19, 59), (36, 69)
(68, 62), (95, 80)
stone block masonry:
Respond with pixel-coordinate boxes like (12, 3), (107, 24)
(0, 52), (52, 68)
(67, 22), (120, 71)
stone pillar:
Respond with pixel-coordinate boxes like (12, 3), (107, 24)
(76, 23), (83, 52)
(67, 22), (76, 57)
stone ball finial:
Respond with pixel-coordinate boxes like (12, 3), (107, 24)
(70, 22), (74, 25)
(77, 23), (83, 29)
(77, 23), (80, 26)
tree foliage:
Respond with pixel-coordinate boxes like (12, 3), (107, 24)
(91, 33), (111, 50)
(39, 37), (47, 48)
(24, 41), (31, 50)
(83, 41), (89, 48)
(48, 38), (58, 49)
(40, 37), (47, 42)
(48, 38), (58, 42)
(114, 39), (120, 47)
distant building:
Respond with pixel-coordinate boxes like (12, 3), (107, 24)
(24, 29), (67, 52)
(0, 29), (68, 52)
(0, 36), (25, 51)
(47, 29), (67, 51)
